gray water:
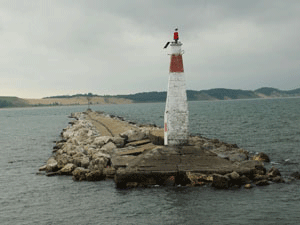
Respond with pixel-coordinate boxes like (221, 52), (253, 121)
(1, 98), (300, 224)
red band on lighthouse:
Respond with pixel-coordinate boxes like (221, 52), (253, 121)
(174, 32), (179, 41)
(169, 54), (184, 73)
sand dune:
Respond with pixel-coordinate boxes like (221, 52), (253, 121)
(24, 96), (133, 106)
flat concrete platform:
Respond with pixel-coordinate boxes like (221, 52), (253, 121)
(85, 111), (265, 187)
(113, 145), (262, 187)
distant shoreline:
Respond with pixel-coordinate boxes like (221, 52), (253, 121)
(1, 87), (300, 108)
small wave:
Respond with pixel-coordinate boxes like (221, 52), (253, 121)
(8, 160), (25, 164)
(280, 159), (299, 165)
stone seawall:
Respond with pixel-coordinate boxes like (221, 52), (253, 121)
(39, 109), (286, 189)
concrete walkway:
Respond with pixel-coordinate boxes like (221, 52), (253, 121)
(86, 111), (139, 137)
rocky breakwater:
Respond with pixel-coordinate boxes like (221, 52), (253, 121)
(39, 110), (285, 189)
(39, 110), (162, 181)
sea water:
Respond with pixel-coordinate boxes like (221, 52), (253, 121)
(1, 98), (300, 224)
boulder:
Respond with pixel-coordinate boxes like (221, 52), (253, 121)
(87, 129), (98, 137)
(228, 152), (248, 162)
(87, 148), (96, 156)
(212, 174), (230, 189)
(188, 136), (205, 146)
(237, 160), (266, 178)
(253, 175), (269, 181)
(62, 130), (75, 139)
(114, 168), (166, 188)
(202, 142), (215, 150)
(211, 145), (227, 153)
(225, 143), (239, 149)
(240, 175), (251, 184)
(60, 163), (76, 175)
(86, 170), (106, 181)
(67, 150), (77, 157)
(93, 136), (112, 147)
(212, 146), (249, 162)
(126, 182), (139, 188)
(63, 143), (73, 152)
(80, 147), (89, 156)
(148, 130), (164, 145)
(39, 165), (47, 171)
(70, 112), (80, 119)
(228, 171), (240, 180)
(46, 158), (58, 172)
(211, 139), (220, 144)
(46, 171), (60, 176)
(244, 184), (253, 189)
(186, 172), (213, 185)
(252, 152), (270, 162)
(88, 157), (108, 171)
(74, 128), (89, 141)
(103, 167), (116, 178)
(72, 157), (82, 167)
(111, 136), (125, 148)
(267, 167), (281, 177)
(100, 142), (116, 154)
(140, 177), (157, 187)
(72, 152), (85, 167)
(225, 171), (242, 186)
(70, 137), (80, 146)
(255, 180), (270, 186)
(82, 137), (95, 145)
(80, 156), (90, 169)
(125, 139), (151, 147)
(92, 151), (110, 160)
(216, 154), (229, 160)
(186, 172), (212, 186)
(253, 164), (267, 176)
(290, 172), (300, 179)
(56, 153), (72, 169)
(272, 176), (285, 183)
(53, 142), (64, 151)
(72, 167), (90, 181)
(163, 176), (176, 186)
(120, 129), (146, 142)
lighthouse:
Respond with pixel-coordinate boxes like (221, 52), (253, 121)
(164, 28), (189, 146)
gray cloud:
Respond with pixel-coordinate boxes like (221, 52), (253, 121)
(0, 0), (299, 98)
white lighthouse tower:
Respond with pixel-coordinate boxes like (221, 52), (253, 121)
(164, 28), (189, 146)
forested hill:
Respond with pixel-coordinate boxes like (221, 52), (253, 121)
(44, 87), (300, 103)
(2, 87), (300, 108)
(0, 97), (29, 108)
(254, 87), (300, 97)
(112, 89), (258, 102)
(113, 88), (300, 102)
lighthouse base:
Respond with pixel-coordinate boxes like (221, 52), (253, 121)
(164, 73), (189, 146)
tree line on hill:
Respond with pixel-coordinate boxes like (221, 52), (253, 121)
(43, 87), (300, 103)
(0, 99), (13, 107)
(0, 97), (29, 108)
(2, 87), (299, 108)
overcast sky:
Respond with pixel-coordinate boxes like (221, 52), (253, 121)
(1, 0), (299, 98)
